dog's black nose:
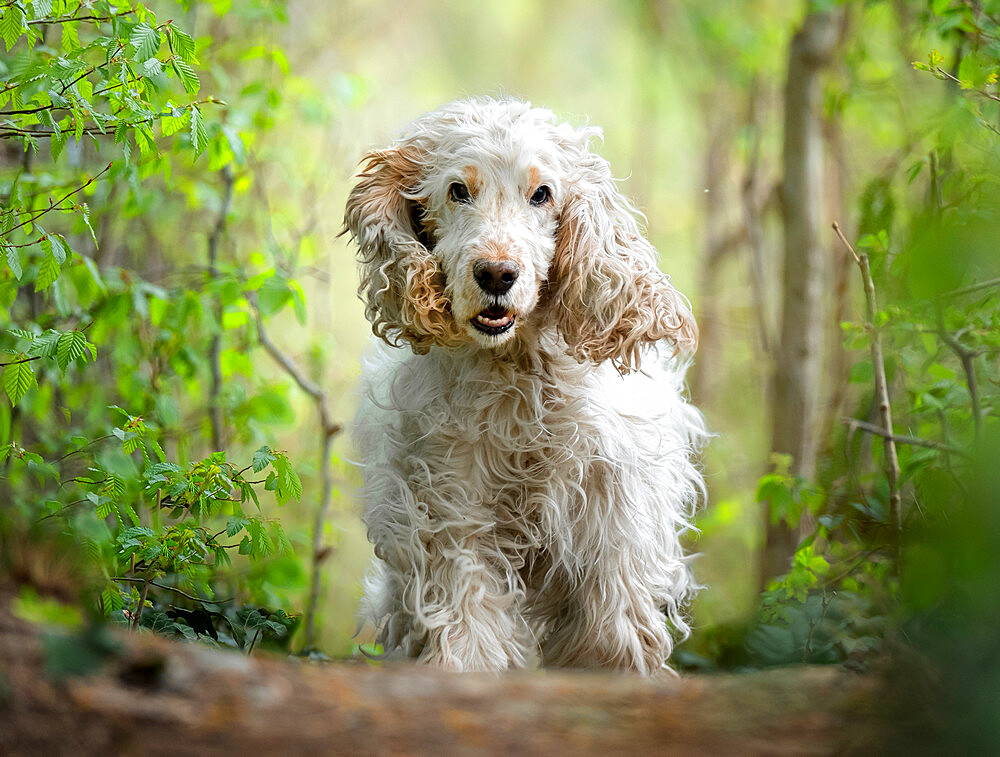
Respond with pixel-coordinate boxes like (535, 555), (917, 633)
(473, 260), (519, 295)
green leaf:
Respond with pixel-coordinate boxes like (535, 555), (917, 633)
(273, 522), (293, 554)
(129, 23), (162, 62)
(957, 53), (985, 90)
(246, 519), (274, 556)
(226, 515), (249, 537)
(171, 58), (199, 95)
(35, 252), (61, 291)
(61, 19), (80, 52)
(31, 330), (60, 357)
(140, 57), (164, 78)
(80, 204), (98, 247)
(189, 104), (208, 155)
(271, 452), (302, 503)
(102, 583), (125, 614)
(4, 357), (36, 405)
(117, 500), (140, 527)
(51, 127), (69, 162)
(161, 108), (190, 137)
(0, 6), (26, 51)
(252, 446), (276, 473)
(167, 25), (197, 64)
(29, 0), (54, 18)
(42, 234), (66, 265)
(4, 243), (21, 279)
(256, 274), (291, 316)
(55, 330), (87, 372)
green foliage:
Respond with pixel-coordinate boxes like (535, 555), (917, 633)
(682, 0), (1000, 674)
(0, 0), (325, 651)
(756, 454), (824, 529)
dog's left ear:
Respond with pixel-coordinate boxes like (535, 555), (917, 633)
(550, 145), (697, 374)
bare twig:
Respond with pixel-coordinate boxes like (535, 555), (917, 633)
(114, 576), (234, 605)
(937, 318), (983, 445)
(833, 222), (901, 549)
(0, 355), (42, 367)
(1, 163), (112, 238)
(942, 277), (1000, 298)
(246, 292), (341, 650)
(27, 9), (137, 25)
(132, 578), (150, 631)
(246, 628), (262, 656)
(843, 417), (964, 455)
(54, 434), (115, 462)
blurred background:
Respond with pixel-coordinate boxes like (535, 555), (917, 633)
(2, 5), (998, 737)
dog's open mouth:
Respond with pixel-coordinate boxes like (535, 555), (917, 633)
(471, 305), (515, 336)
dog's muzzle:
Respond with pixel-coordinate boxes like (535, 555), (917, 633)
(471, 304), (515, 335)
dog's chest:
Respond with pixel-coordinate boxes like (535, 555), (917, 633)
(400, 358), (595, 502)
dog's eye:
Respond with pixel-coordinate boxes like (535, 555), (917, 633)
(530, 185), (552, 206)
(449, 182), (471, 204)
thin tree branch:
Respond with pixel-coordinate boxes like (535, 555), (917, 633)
(2, 163), (112, 238)
(247, 293), (339, 435)
(131, 578), (150, 631)
(926, 65), (1000, 102)
(942, 276), (1000, 298)
(114, 576), (234, 605)
(842, 418), (963, 455)
(705, 224), (748, 269)
(27, 10), (137, 25)
(833, 222), (902, 550)
(0, 355), (42, 367)
(937, 317), (983, 445)
(246, 292), (341, 650)
(55, 434), (116, 462)
(0, 98), (220, 141)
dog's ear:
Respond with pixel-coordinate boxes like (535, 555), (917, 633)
(550, 143), (697, 374)
(343, 145), (463, 353)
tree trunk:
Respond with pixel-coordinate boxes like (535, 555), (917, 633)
(763, 9), (842, 587)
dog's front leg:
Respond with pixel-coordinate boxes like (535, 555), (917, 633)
(372, 519), (530, 673)
(539, 460), (692, 675)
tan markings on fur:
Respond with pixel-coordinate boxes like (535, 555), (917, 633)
(463, 165), (480, 196)
(550, 178), (698, 374)
(345, 145), (468, 353)
(478, 240), (515, 263)
(527, 166), (541, 198)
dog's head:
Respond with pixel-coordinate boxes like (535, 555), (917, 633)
(343, 98), (696, 373)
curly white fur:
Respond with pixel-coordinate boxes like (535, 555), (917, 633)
(344, 98), (708, 675)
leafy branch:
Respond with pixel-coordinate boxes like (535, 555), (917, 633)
(833, 222), (902, 550)
(26, 9), (137, 26)
(3, 163), (110, 238)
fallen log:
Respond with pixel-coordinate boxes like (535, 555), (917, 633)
(0, 595), (887, 755)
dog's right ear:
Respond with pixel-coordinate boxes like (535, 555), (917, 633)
(343, 145), (461, 353)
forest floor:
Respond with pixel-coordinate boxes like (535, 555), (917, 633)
(0, 592), (892, 756)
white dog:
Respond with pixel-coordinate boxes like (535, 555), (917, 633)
(344, 98), (708, 674)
